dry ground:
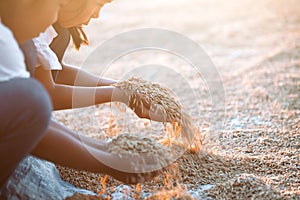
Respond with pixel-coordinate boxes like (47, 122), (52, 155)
(55, 0), (299, 199)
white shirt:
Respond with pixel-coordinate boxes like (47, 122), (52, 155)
(32, 26), (62, 70)
(0, 20), (30, 82)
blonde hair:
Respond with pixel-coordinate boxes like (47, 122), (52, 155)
(68, 26), (88, 50)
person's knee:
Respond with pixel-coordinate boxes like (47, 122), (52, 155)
(17, 78), (52, 128)
(25, 79), (52, 122)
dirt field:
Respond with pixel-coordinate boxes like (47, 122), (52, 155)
(55, 0), (299, 199)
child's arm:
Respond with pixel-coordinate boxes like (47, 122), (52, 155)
(35, 66), (169, 122)
(52, 64), (117, 87)
(32, 120), (161, 184)
(35, 66), (115, 110)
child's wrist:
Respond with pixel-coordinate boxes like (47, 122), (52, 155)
(111, 87), (128, 104)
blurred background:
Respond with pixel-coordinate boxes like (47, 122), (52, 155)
(64, 0), (300, 72)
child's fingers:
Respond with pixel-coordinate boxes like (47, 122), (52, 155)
(129, 93), (150, 109)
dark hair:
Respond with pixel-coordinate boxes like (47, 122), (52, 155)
(68, 26), (88, 50)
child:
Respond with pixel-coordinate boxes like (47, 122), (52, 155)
(0, 0), (64, 190)
(33, 0), (165, 120)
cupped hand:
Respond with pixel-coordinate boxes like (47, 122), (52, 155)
(97, 149), (171, 184)
(112, 87), (177, 122)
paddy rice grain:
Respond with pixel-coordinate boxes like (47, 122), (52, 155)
(112, 77), (198, 144)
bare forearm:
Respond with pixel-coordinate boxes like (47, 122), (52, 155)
(51, 85), (116, 110)
(52, 64), (117, 86)
(35, 66), (118, 110)
(49, 120), (107, 150)
(31, 124), (110, 173)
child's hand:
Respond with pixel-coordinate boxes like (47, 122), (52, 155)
(100, 149), (169, 184)
(112, 87), (174, 122)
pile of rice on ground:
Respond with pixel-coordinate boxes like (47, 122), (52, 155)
(55, 61), (300, 199)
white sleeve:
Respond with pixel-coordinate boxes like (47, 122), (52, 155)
(0, 21), (30, 82)
(32, 26), (62, 71)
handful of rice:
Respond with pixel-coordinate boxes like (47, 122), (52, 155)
(107, 133), (172, 156)
(107, 133), (175, 167)
(112, 77), (182, 122)
(113, 77), (197, 144)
